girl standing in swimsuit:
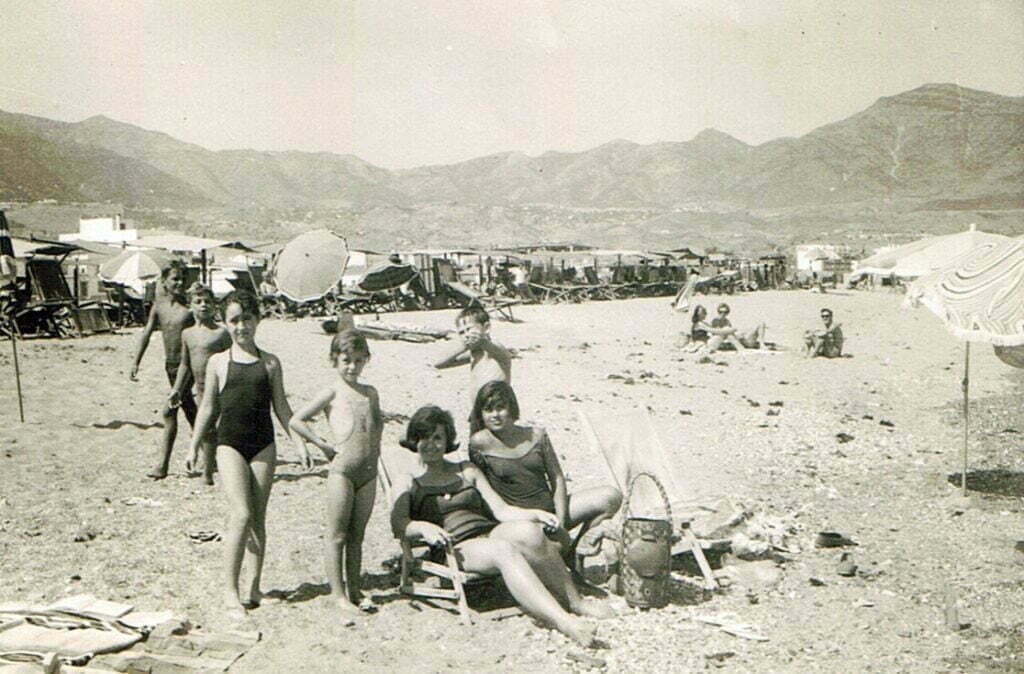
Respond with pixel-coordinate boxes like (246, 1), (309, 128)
(468, 382), (621, 562)
(290, 330), (381, 617)
(188, 290), (301, 617)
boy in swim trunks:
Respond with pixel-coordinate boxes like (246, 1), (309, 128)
(129, 260), (196, 480)
(290, 330), (381, 617)
(172, 283), (231, 485)
(434, 304), (512, 427)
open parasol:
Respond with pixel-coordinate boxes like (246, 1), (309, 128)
(100, 248), (172, 297)
(357, 263), (418, 293)
(905, 235), (1024, 495)
(274, 230), (349, 302)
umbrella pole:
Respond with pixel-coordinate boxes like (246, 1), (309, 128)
(961, 341), (970, 496)
(10, 331), (24, 423)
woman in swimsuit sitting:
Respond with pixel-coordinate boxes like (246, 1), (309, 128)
(468, 382), (621, 562)
(390, 405), (614, 647)
(290, 330), (381, 618)
(189, 290), (301, 617)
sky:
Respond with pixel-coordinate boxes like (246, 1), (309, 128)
(0, 1), (1021, 169)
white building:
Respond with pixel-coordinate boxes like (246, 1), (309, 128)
(795, 244), (842, 272)
(59, 213), (138, 244)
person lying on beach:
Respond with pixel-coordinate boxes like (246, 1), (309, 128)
(390, 405), (616, 647)
(433, 304), (512, 418)
(468, 381), (621, 562)
(804, 308), (844, 358)
(290, 329), (380, 618)
(188, 290), (298, 618)
(171, 283), (231, 485)
(129, 260), (197, 480)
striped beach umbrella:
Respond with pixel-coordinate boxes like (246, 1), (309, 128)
(905, 235), (1024, 495)
(274, 230), (349, 302)
(99, 249), (171, 296)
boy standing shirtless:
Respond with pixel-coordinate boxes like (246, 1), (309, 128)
(129, 261), (196, 480)
(174, 283), (232, 484)
(434, 304), (512, 429)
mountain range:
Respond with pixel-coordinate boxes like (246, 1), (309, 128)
(1, 83), (1021, 213)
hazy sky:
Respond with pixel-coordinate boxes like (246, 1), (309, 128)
(1, 1), (1021, 168)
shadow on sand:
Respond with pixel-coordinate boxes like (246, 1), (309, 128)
(949, 469), (1024, 498)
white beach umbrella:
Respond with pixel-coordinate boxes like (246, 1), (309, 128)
(905, 235), (1024, 495)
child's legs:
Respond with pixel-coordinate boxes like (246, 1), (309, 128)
(245, 444), (276, 596)
(344, 480), (377, 601)
(216, 446), (256, 603)
(324, 473), (356, 599)
(153, 404), (179, 475)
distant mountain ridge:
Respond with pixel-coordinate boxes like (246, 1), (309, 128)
(0, 83), (1021, 211)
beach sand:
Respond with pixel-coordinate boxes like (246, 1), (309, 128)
(2, 291), (1022, 672)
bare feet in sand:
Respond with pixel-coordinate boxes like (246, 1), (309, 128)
(334, 596), (362, 625)
(146, 465), (168, 480)
(223, 594), (248, 621)
(562, 617), (600, 648)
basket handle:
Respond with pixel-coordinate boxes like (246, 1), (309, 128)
(620, 471), (673, 530)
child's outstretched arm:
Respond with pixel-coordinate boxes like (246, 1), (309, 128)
(129, 304), (159, 380)
(288, 386), (337, 462)
(266, 354), (307, 468)
(538, 430), (569, 529)
(186, 356), (220, 474)
(433, 340), (471, 369)
(479, 337), (512, 372)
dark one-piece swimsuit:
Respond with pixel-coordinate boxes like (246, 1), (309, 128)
(216, 349), (275, 463)
(410, 475), (498, 545)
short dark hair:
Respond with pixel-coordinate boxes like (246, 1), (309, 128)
(330, 329), (370, 365)
(223, 289), (260, 317)
(717, 302), (730, 313)
(186, 282), (214, 302)
(399, 405), (459, 453)
(457, 304), (489, 326)
(821, 308), (833, 316)
(469, 380), (520, 434)
(161, 259), (187, 279)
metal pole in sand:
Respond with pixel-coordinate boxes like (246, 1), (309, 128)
(10, 331), (24, 422)
(961, 341), (970, 497)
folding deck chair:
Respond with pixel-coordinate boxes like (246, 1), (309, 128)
(444, 280), (521, 322)
(577, 407), (719, 590)
(377, 446), (495, 625)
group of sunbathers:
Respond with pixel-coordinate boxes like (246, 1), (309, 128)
(677, 300), (844, 360)
(131, 264), (622, 645)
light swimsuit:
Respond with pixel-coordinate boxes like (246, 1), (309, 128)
(327, 391), (379, 489)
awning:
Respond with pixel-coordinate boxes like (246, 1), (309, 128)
(130, 234), (254, 253)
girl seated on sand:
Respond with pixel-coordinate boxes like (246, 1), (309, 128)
(468, 381), (621, 561)
(290, 330), (381, 618)
(187, 290), (301, 617)
(684, 304), (765, 356)
(390, 405), (615, 647)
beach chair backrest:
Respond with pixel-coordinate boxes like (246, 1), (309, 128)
(434, 259), (458, 284)
(583, 266), (600, 285)
(27, 258), (72, 303)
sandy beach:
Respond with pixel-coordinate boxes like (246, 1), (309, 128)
(2, 290), (1022, 672)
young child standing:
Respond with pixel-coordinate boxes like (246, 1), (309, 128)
(129, 260), (196, 480)
(172, 282), (232, 485)
(188, 290), (300, 617)
(290, 330), (381, 617)
(433, 304), (511, 429)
